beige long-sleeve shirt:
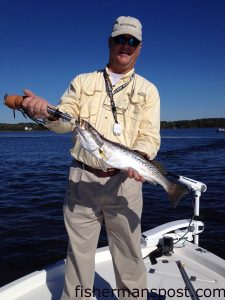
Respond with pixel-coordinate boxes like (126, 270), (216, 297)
(46, 67), (160, 169)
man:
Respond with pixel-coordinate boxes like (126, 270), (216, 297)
(22, 16), (160, 300)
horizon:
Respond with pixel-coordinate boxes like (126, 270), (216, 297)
(1, 116), (225, 126)
(1, 0), (225, 123)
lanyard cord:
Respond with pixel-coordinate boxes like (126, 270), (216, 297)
(103, 70), (135, 124)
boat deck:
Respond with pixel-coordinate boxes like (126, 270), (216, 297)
(1, 241), (224, 300)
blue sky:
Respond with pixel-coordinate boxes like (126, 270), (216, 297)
(1, 0), (225, 123)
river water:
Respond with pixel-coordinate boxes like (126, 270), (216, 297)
(0, 128), (225, 286)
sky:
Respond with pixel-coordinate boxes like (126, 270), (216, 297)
(0, 0), (225, 123)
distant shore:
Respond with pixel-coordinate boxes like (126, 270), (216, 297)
(0, 118), (225, 131)
(161, 118), (225, 129)
(0, 123), (47, 132)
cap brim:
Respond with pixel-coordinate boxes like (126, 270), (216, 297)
(111, 29), (142, 41)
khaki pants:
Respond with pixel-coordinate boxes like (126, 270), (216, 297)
(60, 160), (147, 300)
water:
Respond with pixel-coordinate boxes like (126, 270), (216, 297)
(0, 128), (225, 287)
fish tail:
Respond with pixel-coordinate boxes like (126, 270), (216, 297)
(167, 182), (189, 208)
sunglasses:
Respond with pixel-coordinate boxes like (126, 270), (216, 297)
(113, 35), (141, 47)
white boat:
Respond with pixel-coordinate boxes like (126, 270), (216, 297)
(217, 128), (225, 132)
(1, 175), (225, 300)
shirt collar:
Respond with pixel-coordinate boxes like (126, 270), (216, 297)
(105, 66), (135, 83)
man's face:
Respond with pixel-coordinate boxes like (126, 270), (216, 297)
(109, 34), (142, 73)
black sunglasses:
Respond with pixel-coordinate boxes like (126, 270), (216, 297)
(113, 35), (141, 47)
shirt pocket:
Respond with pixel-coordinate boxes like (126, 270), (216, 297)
(102, 92), (129, 115)
(79, 88), (101, 126)
(125, 92), (146, 134)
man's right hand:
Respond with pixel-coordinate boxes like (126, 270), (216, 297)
(22, 89), (51, 119)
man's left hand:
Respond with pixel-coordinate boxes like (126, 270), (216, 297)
(127, 168), (145, 182)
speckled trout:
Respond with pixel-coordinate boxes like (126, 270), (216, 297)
(75, 119), (188, 207)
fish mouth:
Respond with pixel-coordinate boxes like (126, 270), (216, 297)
(75, 118), (103, 151)
(76, 119), (95, 141)
(77, 118), (91, 131)
(79, 119), (86, 130)
(76, 120), (92, 146)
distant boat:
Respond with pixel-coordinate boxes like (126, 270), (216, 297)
(24, 126), (32, 131)
(216, 128), (225, 132)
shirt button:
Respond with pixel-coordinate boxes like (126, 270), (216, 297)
(105, 116), (108, 119)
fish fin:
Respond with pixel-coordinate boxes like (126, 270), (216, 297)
(167, 183), (189, 208)
(151, 160), (167, 176)
(99, 148), (109, 160)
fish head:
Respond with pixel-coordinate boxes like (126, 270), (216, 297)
(75, 119), (104, 153)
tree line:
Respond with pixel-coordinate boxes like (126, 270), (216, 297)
(0, 123), (47, 131)
(0, 118), (225, 131)
(161, 118), (225, 129)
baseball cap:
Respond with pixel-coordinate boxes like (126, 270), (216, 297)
(111, 16), (142, 41)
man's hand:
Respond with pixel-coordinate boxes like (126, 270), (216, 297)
(127, 168), (145, 182)
(21, 89), (50, 119)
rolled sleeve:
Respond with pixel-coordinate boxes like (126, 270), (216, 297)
(44, 76), (82, 133)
